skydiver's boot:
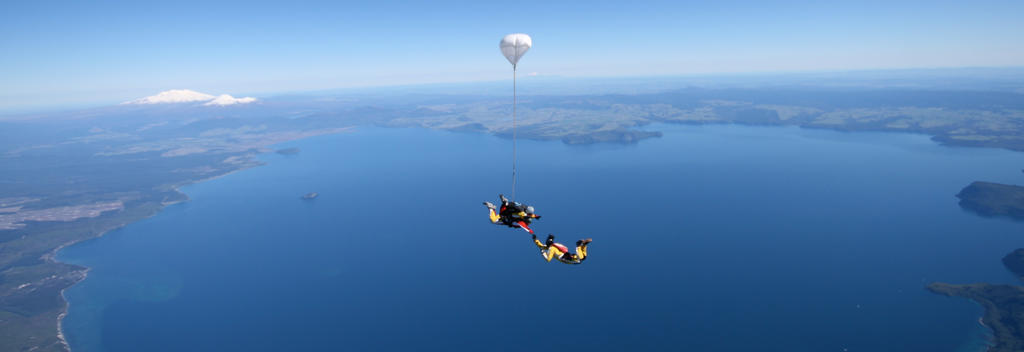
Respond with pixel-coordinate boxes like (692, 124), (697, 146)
(577, 239), (592, 261)
(483, 202), (496, 210)
(499, 194), (510, 205)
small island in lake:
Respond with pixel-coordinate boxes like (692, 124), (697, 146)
(276, 147), (301, 155)
(301, 192), (318, 200)
(560, 130), (663, 145)
(956, 181), (1024, 221)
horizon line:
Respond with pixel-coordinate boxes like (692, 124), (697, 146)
(3, 65), (1024, 118)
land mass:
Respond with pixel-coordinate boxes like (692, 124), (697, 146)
(383, 87), (1024, 151)
(956, 181), (1024, 221)
(929, 245), (1024, 352)
(927, 282), (1024, 352)
(934, 180), (1024, 350)
(0, 102), (353, 350)
(1003, 249), (1024, 281)
(0, 191), (183, 351)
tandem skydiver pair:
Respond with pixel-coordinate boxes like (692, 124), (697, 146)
(483, 194), (539, 234)
(483, 194), (592, 265)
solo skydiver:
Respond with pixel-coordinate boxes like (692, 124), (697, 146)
(532, 234), (591, 264)
(483, 194), (540, 234)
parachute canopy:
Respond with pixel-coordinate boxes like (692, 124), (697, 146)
(500, 33), (532, 66)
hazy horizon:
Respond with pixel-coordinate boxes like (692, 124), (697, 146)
(3, 0), (1023, 111)
(4, 66), (1024, 117)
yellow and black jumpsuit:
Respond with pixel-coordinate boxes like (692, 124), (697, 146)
(486, 199), (540, 234)
(533, 234), (590, 265)
(489, 207), (539, 225)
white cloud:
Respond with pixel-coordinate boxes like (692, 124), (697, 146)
(203, 94), (257, 106)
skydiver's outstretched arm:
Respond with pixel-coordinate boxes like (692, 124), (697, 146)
(532, 234), (557, 262)
(532, 234), (546, 250)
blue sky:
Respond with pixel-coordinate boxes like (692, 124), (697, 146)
(1, 0), (1022, 111)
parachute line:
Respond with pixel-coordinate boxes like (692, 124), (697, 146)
(512, 63), (517, 201)
(500, 33), (530, 201)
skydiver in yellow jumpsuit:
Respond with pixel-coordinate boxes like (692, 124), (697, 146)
(532, 234), (591, 264)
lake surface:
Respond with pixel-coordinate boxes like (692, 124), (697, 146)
(59, 124), (1024, 351)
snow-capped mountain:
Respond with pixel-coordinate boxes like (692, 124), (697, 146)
(123, 89), (257, 106)
(204, 94), (258, 106)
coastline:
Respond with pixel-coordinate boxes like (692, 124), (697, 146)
(46, 128), (353, 351)
(46, 199), (173, 352)
(928, 282), (1024, 352)
(45, 239), (89, 351)
(48, 163), (261, 351)
(55, 268), (85, 351)
(977, 316), (994, 352)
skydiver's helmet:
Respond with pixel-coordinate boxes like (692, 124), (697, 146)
(526, 206), (535, 214)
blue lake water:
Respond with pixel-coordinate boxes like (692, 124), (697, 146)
(59, 124), (1024, 351)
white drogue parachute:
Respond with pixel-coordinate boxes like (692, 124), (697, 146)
(500, 33), (532, 67)
(499, 33), (531, 201)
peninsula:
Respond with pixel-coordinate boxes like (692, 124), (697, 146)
(956, 181), (1024, 221)
(929, 246), (1024, 352)
(927, 282), (1024, 352)
(1003, 249), (1024, 281)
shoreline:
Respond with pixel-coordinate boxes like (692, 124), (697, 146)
(45, 209), (163, 351)
(978, 316), (993, 352)
(47, 127), (354, 351)
(48, 159), (262, 352)
(928, 282), (1024, 352)
(55, 268), (86, 351)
